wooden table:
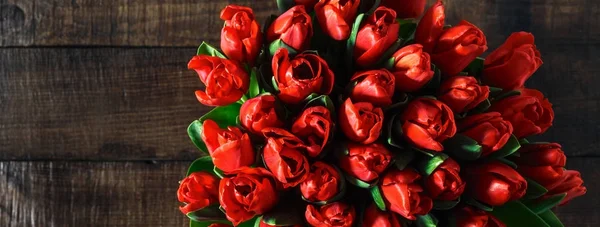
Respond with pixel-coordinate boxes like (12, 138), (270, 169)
(1, 0), (598, 226)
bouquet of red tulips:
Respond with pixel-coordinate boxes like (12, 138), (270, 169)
(176, 1), (586, 226)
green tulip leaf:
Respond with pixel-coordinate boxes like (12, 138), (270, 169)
(186, 156), (215, 176)
(469, 99), (492, 114)
(197, 42), (227, 58)
(397, 19), (418, 45)
(443, 134), (482, 161)
(237, 216), (260, 227)
(384, 56), (395, 70)
(186, 204), (228, 223)
(433, 198), (461, 210)
(416, 214), (438, 227)
(269, 39), (298, 57)
(539, 210), (565, 227)
(304, 94), (337, 117)
(345, 173), (378, 188)
(276, 0), (295, 13)
(523, 178), (549, 200)
(525, 193), (567, 214)
(346, 13), (365, 70)
(490, 201), (550, 227)
(248, 68), (260, 98)
(487, 135), (521, 159)
(418, 153), (449, 176)
(519, 138), (530, 144)
(492, 90), (521, 102)
(190, 220), (232, 227)
(370, 186), (386, 211)
(497, 157), (518, 169)
(188, 120), (209, 154)
(392, 148), (415, 171)
(199, 103), (243, 128)
(462, 57), (485, 77)
(465, 197), (493, 212)
(375, 38), (403, 67)
(213, 166), (226, 179)
(258, 64), (278, 94)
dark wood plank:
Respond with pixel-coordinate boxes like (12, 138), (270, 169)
(0, 161), (189, 227)
(0, 0), (277, 47)
(0, 158), (596, 226)
(0, 48), (208, 160)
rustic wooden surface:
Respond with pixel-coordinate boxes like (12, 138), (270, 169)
(0, 0), (598, 226)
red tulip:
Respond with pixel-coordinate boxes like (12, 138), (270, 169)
(177, 172), (220, 214)
(458, 112), (514, 157)
(400, 98), (456, 152)
(208, 224), (232, 227)
(464, 161), (527, 206)
(272, 48), (335, 104)
(381, 169), (432, 220)
(315, 0), (361, 40)
(220, 5), (262, 65)
(488, 88), (553, 138)
(438, 76), (490, 113)
(390, 44), (434, 92)
(219, 167), (279, 225)
(267, 5), (313, 51)
(483, 32), (543, 90)
(415, 1), (445, 53)
(339, 143), (392, 182)
(300, 161), (341, 202)
(201, 120), (255, 172)
(431, 20), (488, 76)
(188, 55), (249, 106)
(511, 143), (566, 187)
(240, 95), (285, 135)
(349, 69), (395, 107)
(424, 158), (465, 201)
(339, 98), (384, 144)
(292, 106), (333, 157)
(542, 170), (587, 206)
(455, 206), (506, 227)
(354, 6), (400, 67)
(305, 202), (355, 227)
(362, 203), (402, 227)
(381, 0), (426, 19)
(262, 128), (311, 188)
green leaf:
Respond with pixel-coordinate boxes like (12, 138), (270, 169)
(345, 173), (378, 188)
(418, 153), (449, 176)
(375, 38), (403, 67)
(384, 56), (395, 70)
(304, 94), (336, 117)
(490, 201), (550, 227)
(487, 135), (521, 159)
(469, 99), (491, 114)
(197, 42), (226, 58)
(370, 186), (386, 211)
(269, 39), (297, 57)
(525, 193), (567, 214)
(492, 90), (521, 102)
(188, 120), (209, 154)
(186, 204), (228, 223)
(276, 0), (295, 12)
(397, 19), (418, 44)
(519, 138), (530, 144)
(433, 198), (460, 210)
(523, 178), (549, 200)
(238, 216), (260, 227)
(443, 134), (482, 161)
(261, 203), (304, 226)
(488, 86), (503, 97)
(248, 68), (260, 98)
(539, 210), (565, 227)
(465, 197), (493, 212)
(346, 13), (365, 69)
(258, 64), (278, 94)
(416, 214), (438, 227)
(190, 220), (231, 227)
(392, 149), (415, 170)
(213, 166), (226, 179)
(199, 102), (242, 128)
(462, 57), (485, 76)
(497, 157), (518, 169)
(186, 156), (215, 176)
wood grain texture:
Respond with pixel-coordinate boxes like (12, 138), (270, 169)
(0, 48), (208, 160)
(0, 0), (277, 46)
(0, 158), (596, 227)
